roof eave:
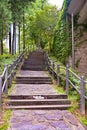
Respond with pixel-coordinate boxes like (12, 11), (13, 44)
(67, 0), (86, 16)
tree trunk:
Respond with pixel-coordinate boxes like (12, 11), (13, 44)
(23, 12), (25, 50)
(12, 22), (16, 55)
(0, 39), (3, 55)
(1, 25), (3, 55)
(18, 23), (20, 53)
(14, 25), (16, 54)
(9, 25), (11, 54)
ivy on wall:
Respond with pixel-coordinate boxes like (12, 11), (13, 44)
(52, 0), (71, 64)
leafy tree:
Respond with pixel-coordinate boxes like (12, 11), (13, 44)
(0, 0), (10, 54)
(9, 0), (35, 54)
(25, 4), (58, 51)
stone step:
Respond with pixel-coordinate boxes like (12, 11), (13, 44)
(21, 66), (46, 71)
(16, 76), (52, 80)
(26, 59), (45, 62)
(8, 94), (68, 99)
(23, 63), (45, 66)
(29, 52), (44, 55)
(23, 64), (45, 66)
(29, 52), (44, 56)
(24, 61), (45, 64)
(21, 65), (46, 68)
(29, 51), (44, 54)
(16, 77), (52, 83)
(16, 79), (52, 84)
(6, 104), (72, 110)
(28, 56), (45, 58)
(7, 99), (71, 106)
(28, 56), (45, 59)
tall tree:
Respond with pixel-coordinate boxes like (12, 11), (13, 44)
(9, 0), (35, 54)
(25, 4), (58, 51)
(9, 25), (12, 54)
(0, 0), (10, 54)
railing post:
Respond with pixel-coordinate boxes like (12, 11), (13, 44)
(9, 64), (12, 87)
(4, 65), (8, 95)
(0, 76), (2, 117)
(32, 44), (33, 51)
(57, 65), (60, 86)
(20, 53), (23, 62)
(81, 76), (85, 115)
(28, 45), (29, 52)
(45, 53), (49, 70)
(66, 65), (69, 95)
(33, 44), (34, 51)
(52, 62), (55, 80)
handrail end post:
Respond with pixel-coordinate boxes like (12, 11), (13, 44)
(66, 65), (69, 95)
(81, 76), (85, 115)
(0, 76), (2, 117)
(52, 62), (55, 80)
(4, 65), (8, 95)
(57, 65), (60, 86)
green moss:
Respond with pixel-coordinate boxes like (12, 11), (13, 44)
(54, 85), (66, 94)
(81, 117), (87, 126)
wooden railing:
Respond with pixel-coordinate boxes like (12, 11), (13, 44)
(45, 52), (87, 115)
(0, 50), (26, 115)
(0, 44), (37, 116)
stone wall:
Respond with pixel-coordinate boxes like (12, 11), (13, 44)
(75, 41), (87, 76)
(68, 28), (87, 76)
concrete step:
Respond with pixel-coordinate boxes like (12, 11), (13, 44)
(8, 94), (68, 99)
(6, 104), (72, 110)
(7, 99), (71, 106)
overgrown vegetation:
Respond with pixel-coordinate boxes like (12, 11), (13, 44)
(0, 54), (18, 74)
(0, 110), (12, 130)
(52, 0), (71, 64)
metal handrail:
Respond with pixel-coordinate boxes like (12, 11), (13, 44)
(45, 51), (87, 115)
(2, 67), (7, 78)
(69, 69), (81, 80)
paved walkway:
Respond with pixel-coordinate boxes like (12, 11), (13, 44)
(8, 110), (85, 130)
(8, 71), (86, 130)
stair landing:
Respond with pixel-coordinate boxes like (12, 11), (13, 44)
(10, 84), (57, 95)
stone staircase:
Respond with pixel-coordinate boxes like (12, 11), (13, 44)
(6, 50), (71, 110)
(21, 50), (46, 71)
